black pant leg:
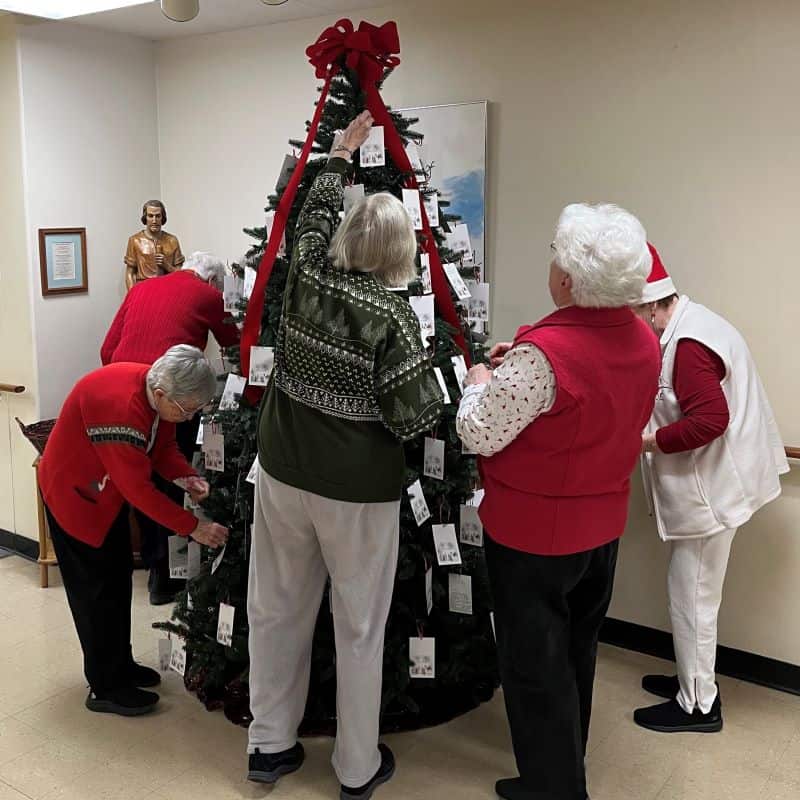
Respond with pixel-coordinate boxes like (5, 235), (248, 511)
(102, 506), (135, 671)
(567, 539), (620, 755)
(485, 534), (589, 800)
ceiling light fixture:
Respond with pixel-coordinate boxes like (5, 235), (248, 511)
(0, 1), (149, 19)
(160, 0), (198, 22)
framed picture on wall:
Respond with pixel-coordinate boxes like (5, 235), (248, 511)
(38, 227), (88, 297)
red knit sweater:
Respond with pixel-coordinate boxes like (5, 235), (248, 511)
(101, 270), (239, 365)
(39, 363), (199, 547)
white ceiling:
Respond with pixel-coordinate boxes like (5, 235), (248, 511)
(69, 0), (391, 40)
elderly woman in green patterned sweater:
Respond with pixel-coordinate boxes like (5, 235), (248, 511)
(247, 111), (442, 799)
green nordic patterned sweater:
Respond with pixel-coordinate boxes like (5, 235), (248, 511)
(258, 158), (443, 502)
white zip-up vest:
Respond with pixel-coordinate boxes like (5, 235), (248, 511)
(643, 296), (788, 540)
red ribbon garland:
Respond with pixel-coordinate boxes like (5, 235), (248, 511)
(240, 18), (470, 398)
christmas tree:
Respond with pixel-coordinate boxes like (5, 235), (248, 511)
(157, 40), (498, 734)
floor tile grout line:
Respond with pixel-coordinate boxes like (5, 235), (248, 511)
(0, 775), (37, 800)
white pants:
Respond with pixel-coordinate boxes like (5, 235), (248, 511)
(668, 528), (736, 714)
(247, 468), (400, 786)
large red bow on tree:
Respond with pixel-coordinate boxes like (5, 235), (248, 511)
(240, 18), (470, 399)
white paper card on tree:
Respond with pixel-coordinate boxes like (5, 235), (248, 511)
(432, 523), (462, 566)
(158, 638), (172, 672)
(186, 541), (202, 579)
(248, 346), (274, 386)
(169, 637), (187, 676)
(187, 592), (194, 610)
(467, 488), (485, 507)
(466, 281), (490, 322)
(449, 573), (473, 615)
(423, 437), (445, 480)
(459, 504), (483, 546)
(168, 535), (188, 579)
(216, 602), (235, 647)
(451, 355), (468, 390)
(361, 126), (385, 167)
(195, 423), (204, 446)
(446, 223), (474, 263)
(406, 140), (423, 172)
(423, 192), (440, 227)
(419, 252), (432, 294)
(409, 294), (435, 343)
(343, 183), (365, 215)
(223, 274), (243, 313)
(243, 266), (257, 300)
(246, 456), (259, 485)
(402, 188), (423, 230)
(407, 479), (431, 526)
(264, 210), (287, 257)
(443, 263), (472, 301)
(204, 429), (225, 473)
(275, 153), (298, 193)
(409, 636), (435, 678)
(211, 543), (226, 575)
(433, 367), (451, 404)
(425, 566), (433, 615)
(219, 373), (247, 411)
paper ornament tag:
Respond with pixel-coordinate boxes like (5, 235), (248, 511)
(223, 274), (243, 313)
(409, 636), (435, 678)
(216, 602), (235, 647)
(248, 346), (274, 386)
(446, 223), (474, 263)
(432, 523), (462, 566)
(449, 573), (473, 615)
(407, 479), (431, 526)
(406, 140), (424, 172)
(275, 153), (298, 193)
(186, 541), (202, 579)
(423, 437), (445, 480)
(466, 281), (490, 322)
(459, 504), (483, 546)
(343, 183), (365, 215)
(433, 367), (451, 404)
(195, 423), (204, 446)
(246, 456), (259, 485)
(158, 638), (172, 672)
(423, 192), (440, 227)
(451, 355), (468, 390)
(169, 637), (186, 676)
(204, 428), (225, 473)
(243, 266), (257, 300)
(425, 566), (433, 615)
(419, 253), (432, 294)
(211, 543), (226, 575)
(218, 373), (247, 411)
(265, 210), (287, 257)
(187, 592), (194, 610)
(467, 488), (485, 507)
(409, 294), (435, 343)
(168, 535), (188, 579)
(443, 263), (472, 301)
(402, 188), (423, 230)
(360, 125), (385, 167)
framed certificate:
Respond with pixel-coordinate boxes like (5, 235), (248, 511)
(38, 227), (88, 297)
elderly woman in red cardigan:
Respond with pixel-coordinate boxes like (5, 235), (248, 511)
(39, 345), (228, 717)
(457, 204), (660, 800)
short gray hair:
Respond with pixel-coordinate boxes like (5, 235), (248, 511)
(183, 251), (225, 289)
(552, 203), (651, 308)
(146, 345), (216, 405)
(329, 193), (418, 288)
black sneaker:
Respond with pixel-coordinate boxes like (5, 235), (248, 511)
(124, 661), (161, 688)
(85, 687), (159, 717)
(340, 744), (395, 800)
(634, 693), (723, 733)
(248, 743), (305, 784)
(641, 674), (680, 699)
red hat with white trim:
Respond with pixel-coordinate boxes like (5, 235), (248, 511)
(641, 243), (677, 303)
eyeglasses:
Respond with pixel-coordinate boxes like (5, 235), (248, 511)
(170, 397), (204, 418)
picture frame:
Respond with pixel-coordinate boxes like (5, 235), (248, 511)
(38, 227), (88, 297)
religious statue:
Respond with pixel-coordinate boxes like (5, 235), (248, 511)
(124, 200), (185, 290)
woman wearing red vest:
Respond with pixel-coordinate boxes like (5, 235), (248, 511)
(457, 204), (660, 800)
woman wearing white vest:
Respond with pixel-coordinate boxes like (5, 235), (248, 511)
(631, 244), (788, 733)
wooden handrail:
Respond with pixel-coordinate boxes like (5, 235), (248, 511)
(0, 383), (25, 394)
(786, 447), (800, 460)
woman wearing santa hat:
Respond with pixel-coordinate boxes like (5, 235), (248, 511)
(632, 243), (788, 733)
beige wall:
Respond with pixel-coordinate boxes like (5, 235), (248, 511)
(156, 0), (800, 663)
(0, 17), (39, 540)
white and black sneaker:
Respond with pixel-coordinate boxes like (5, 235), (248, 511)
(248, 743), (305, 784)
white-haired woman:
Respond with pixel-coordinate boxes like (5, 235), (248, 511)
(101, 251), (239, 604)
(456, 205), (661, 800)
(247, 112), (442, 799)
(39, 345), (229, 716)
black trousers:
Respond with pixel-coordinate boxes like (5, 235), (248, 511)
(46, 504), (134, 694)
(136, 416), (199, 570)
(485, 534), (619, 800)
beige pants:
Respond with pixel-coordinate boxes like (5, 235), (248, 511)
(668, 528), (736, 714)
(247, 468), (400, 786)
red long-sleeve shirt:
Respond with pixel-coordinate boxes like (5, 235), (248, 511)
(39, 363), (199, 547)
(101, 269), (239, 365)
(656, 339), (730, 453)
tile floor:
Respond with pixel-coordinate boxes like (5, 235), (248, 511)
(1, 553), (799, 800)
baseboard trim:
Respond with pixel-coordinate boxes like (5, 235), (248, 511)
(0, 528), (38, 561)
(600, 617), (800, 697)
